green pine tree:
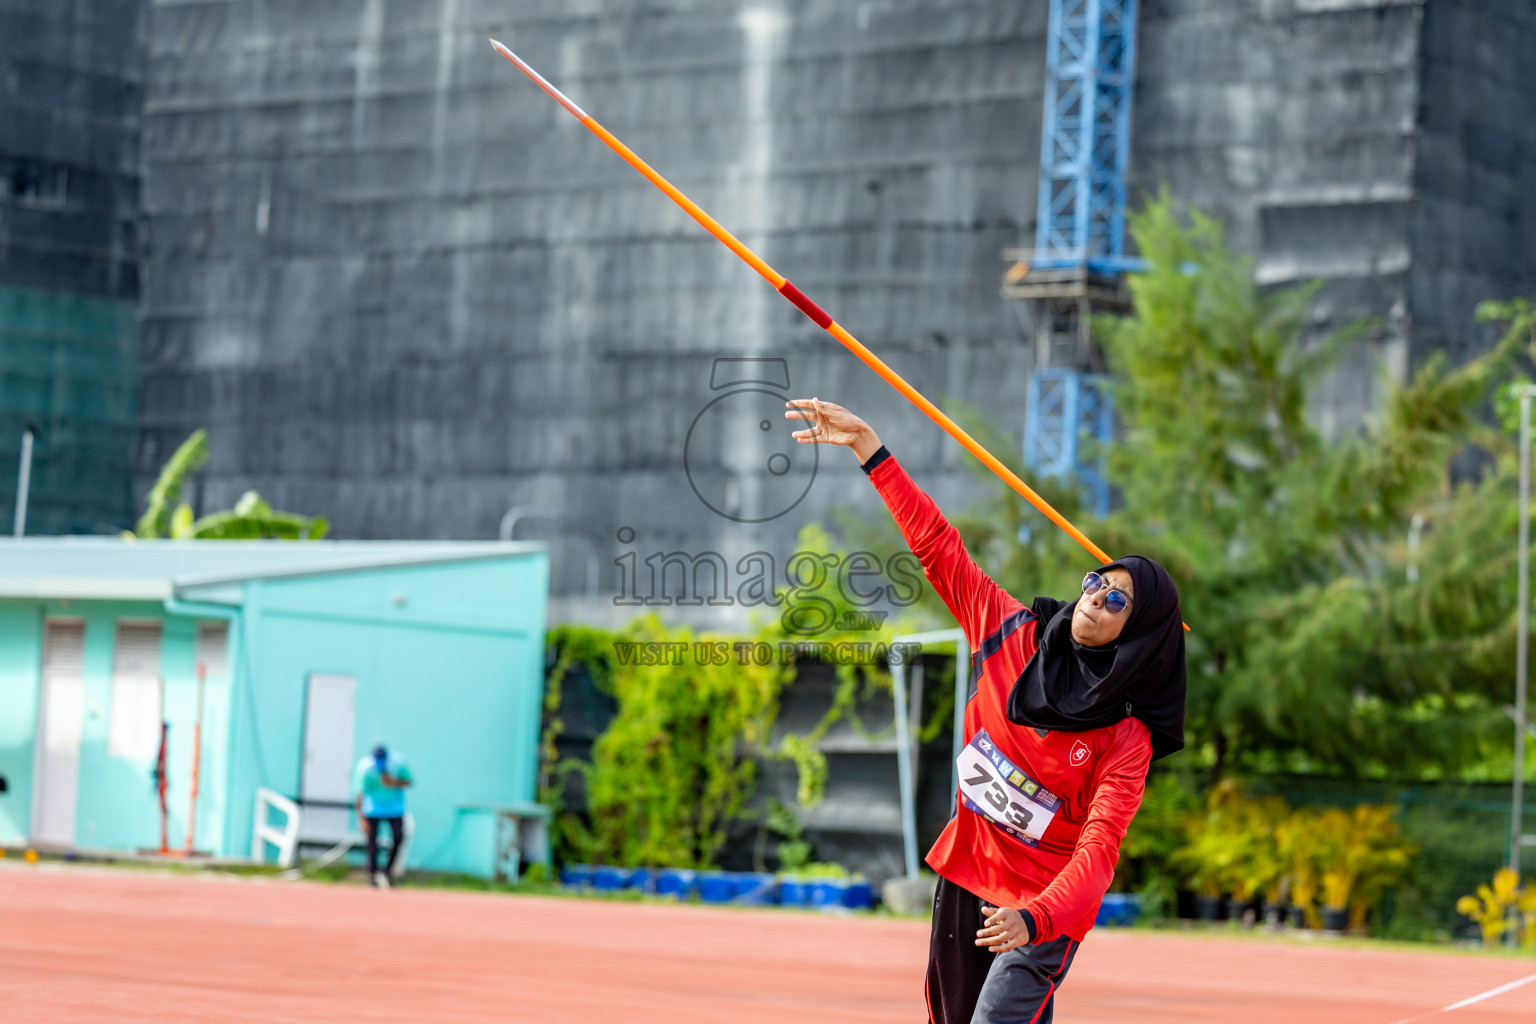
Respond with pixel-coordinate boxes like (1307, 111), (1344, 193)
(858, 197), (1535, 779)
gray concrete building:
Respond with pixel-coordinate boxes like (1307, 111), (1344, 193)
(1, 0), (147, 535)
(128, 0), (1536, 622)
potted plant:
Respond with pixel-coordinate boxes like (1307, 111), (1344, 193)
(1344, 805), (1415, 933)
(778, 861), (849, 910)
(1262, 875), (1288, 930)
(1457, 867), (1522, 946)
(1173, 780), (1248, 922)
(1174, 823), (1233, 920)
(1521, 877), (1536, 949)
(1275, 807), (1326, 930)
(1315, 808), (1355, 932)
(1228, 797), (1286, 927)
(1314, 803), (1415, 934)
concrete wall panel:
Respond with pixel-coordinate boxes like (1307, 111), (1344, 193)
(133, 0), (1536, 626)
(1409, 0), (1536, 364)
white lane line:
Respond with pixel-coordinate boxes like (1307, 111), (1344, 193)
(1439, 971), (1536, 1012)
(1385, 972), (1536, 1024)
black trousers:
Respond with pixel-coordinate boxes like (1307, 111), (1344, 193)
(363, 816), (404, 876)
(926, 877), (1079, 1024)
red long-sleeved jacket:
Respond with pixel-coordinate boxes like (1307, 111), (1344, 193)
(869, 453), (1152, 943)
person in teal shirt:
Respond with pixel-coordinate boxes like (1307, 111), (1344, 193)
(351, 744), (413, 887)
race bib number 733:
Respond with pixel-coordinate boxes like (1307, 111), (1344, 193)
(956, 729), (1061, 846)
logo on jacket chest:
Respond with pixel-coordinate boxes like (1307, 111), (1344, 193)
(1069, 738), (1092, 768)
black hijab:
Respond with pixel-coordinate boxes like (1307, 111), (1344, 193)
(1005, 555), (1187, 760)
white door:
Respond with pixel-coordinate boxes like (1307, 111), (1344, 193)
(299, 673), (357, 842)
(33, 621), (86, 847)
(108, 622), (163, 761)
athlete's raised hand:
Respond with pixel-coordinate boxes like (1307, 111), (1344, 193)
(784, 398), (884, 463)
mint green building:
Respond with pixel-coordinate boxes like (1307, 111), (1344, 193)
(0, 539), (548, 877)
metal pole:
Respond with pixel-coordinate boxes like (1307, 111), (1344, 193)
(889, 648), (919, 879)
(908, 658), (925, 770)
(1513, 388), (1531, 876)
(499, 505), (557, 543)
(14, 427), (34, 536)
(185, 661), (206, 854)
(1406, 512), (1425, 584)
(500, 505), (599, 618)
(952, 649), (968, 795)
(889, 628), (966, 879)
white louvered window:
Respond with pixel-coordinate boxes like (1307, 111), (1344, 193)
(42, 620), (86, 677)
(108, 621), (163, 760)
(195, 622), (229, 679)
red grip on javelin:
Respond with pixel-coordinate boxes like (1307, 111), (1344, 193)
(779, 281), (833, 329)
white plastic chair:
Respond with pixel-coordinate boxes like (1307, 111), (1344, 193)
(251, 788), (301, 868)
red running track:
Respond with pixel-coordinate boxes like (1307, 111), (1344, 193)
(1, 864), (1532, 1023)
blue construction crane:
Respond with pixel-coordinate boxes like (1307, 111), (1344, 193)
(1024, 370), (1113, 518)
(1034, 0), (1140, 274)
(1020, 0), (1140, 517)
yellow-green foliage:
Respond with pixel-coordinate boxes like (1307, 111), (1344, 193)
(1170, 784), (1414, 931)
(1173, 781), (1287, 902)
(136, 429), (209, 537)
(542, 524), (906, 869)
(779, 734), (828, 808)
(132, 429), (328, 540)
(1311, 804), (1416, 930)
(1275, 809), (1328, 928)
(1231, 795), (1289, 904)
(1457, 868), (1536, 947)
(1121, 774), (1198, 865)
(574, 615), (786, 868)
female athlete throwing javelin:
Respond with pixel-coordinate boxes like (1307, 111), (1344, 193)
(786, 398), (1187, 1024)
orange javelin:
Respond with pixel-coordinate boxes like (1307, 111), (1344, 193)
(489, 40), (1185, 628)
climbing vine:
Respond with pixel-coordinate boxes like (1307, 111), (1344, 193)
(545, 615), (790, 868)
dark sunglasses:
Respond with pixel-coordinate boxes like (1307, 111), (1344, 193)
(1082, 572), (1131, 614)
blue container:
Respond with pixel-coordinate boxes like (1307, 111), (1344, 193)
(1095, 893), (1141, 927)
(698, 872), (736, 904)
(777, 878), (810, 907)
(560, 863), (594, 888)
(591, 866), (634, 892)
(654, 869), (696, 899)
(808, 878), (849, 910)
(842, 879), (874, 910)
(730, 872), (778, 905)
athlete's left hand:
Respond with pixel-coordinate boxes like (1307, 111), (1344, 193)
(976, 905), (1032, 953)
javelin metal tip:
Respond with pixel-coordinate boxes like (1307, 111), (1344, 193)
(487, 37), (588, 121)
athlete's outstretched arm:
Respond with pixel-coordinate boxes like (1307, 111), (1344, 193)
(1023, 723), (1153, 944)
(786, 398), (1022, 644)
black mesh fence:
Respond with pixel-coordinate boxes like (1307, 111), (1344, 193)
(1244, 775), (1534, 940)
